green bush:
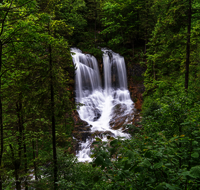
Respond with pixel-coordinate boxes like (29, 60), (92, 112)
(33, 148), (104, 190)
(91, 129), (200, 189)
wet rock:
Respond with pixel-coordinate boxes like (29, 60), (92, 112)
(80, 132), (92, 142)
(90, 130), (112, 139)
(107, 51), (113, 60)
(109, 103), (134, 129)
(72, 110), (92, 152)
(72, 110), (88, 126)
(112, 103), (127, 114)
(93, 108), (101, 121)
(103, 131), (114, 136)
(72, 110), (89, 137)
(74, 125), (91, 132)
(91, 130), (102, 137)
(110, 116), (127, 130)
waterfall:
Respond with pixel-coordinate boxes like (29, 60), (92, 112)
(71, 48), (134, 162)
(71, 48), (101, 102)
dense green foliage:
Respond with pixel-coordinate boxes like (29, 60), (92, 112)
(0, 0), (75, 189)
(1, 0), (200, 189)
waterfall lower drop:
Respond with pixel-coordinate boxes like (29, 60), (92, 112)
(71, 48), (134, 162)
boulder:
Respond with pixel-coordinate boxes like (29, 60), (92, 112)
(72, 110), (88, 126)
(109, 103), (134, 129)
(93, 108), (101, 121)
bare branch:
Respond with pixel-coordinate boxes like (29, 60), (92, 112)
(0, 0), (14, 37)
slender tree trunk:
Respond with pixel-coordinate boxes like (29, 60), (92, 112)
(10, 144), (21, 190)
(153, 48), (157, 80)
(24, 144), (28, 190)
(94, 0), (97, 48)
(153, 64), (156, 80)
(16, 102), (23, 190)
(132, 40), (134, 59)
(144, 37), (147, 55)
(49, 26), (57, 189)
(16, 101), (28, 189)
(0, 41), (3, 190)
(36, 138), (38, 158)
(32, 119), (38, 181)
(21, 111), (28, 190)
(32, 140), (38, 181)
(185, 0), (191, 90)
(145, 0), (149, 55)
(179, 126), (182, 169)
(94, 19), (97, 48)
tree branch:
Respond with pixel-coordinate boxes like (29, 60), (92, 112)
(0, 0), (14, 37)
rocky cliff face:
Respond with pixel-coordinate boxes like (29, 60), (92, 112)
(127, 63), (146, 111)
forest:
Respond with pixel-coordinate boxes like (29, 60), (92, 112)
(0, 0), (200, 189)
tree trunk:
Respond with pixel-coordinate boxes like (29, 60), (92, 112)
(145, 0), (149, 55)
(21, 113), (28, 190)
(185, 0), (191, 90)
(49, 26), (57, 189)
(95, 19), (97, 48)
(153, 63), (156, 80)
(32, 119), (38, 181)
(153, 48), (157, 80)
(32, 140), (38, 181)
(16, 102), (23, 190)
(94, 0), (97, 48)
(10, 144), (21, 190)
(0, 40), (3, 190)
(132, 40), (134, 59)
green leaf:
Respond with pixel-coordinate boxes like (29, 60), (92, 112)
(155, 184), (164, 190)
(191, 152), (199, 158)
(141, 159), (151, 167)
(180, 122), (190, 125)
(192, 141), (198, 146)
(92, 141), (101, 145)
(165, 183), (177, 190)
(190, 166), (200, 178)
(95, 137), (102, 142)
(181, 171), (190, 177)
(154, 162), (163, 169)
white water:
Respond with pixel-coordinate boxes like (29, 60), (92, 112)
(71, 48), (134, 162)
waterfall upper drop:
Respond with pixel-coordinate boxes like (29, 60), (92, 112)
(71, 48), (101, 102)
(102, 48), (127, 93)
(71, 48), (134, 162)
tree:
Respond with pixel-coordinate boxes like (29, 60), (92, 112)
(0, 1), (74, 189)
(100, 0), (154, 56)
(185, 0), (192, 90)
(0, 1), (38, 189)
(144, 0), (200, 96)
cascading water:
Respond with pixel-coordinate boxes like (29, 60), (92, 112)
(71, 48), (134, 162)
